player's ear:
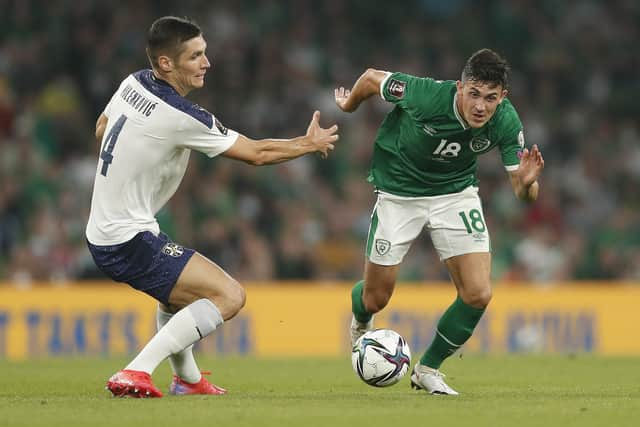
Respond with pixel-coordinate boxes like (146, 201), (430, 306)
(455, 80), (464, 93)
(499, 88), (508, 104)
(157, 55), (173, 72)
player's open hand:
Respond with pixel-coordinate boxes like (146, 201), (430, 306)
(518, 144), (545, 186)
(334, 87), (351, 112)
(306, 111), (339, 159)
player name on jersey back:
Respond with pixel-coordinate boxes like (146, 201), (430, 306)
(120, 84), (158, 117)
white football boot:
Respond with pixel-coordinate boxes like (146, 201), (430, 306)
(410, 364), (459, 395)
(350, 315), (374, 347)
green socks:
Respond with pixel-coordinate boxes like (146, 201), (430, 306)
(351, 280), (372, 323)
(420, 296), (485, 369)
(352, 282), (485, 368)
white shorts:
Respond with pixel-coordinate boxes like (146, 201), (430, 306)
(366, 186), (491, 265)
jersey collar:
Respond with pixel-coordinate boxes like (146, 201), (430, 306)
(452, 92), (470, 130)
(133, 69), (214, 129)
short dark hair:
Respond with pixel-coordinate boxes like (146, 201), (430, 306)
(461, 49), (510, 89)
(146, 16), (202, 68)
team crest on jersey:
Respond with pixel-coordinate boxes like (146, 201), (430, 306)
(388, 79), (406, 99)
(162, 243), (184, 258)
(517, 129), (525, 148)
(469, 137), (491, 152)
(215, 118), (228, 135)
(375, 239), (391, 256)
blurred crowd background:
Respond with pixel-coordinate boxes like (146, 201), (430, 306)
(0, 0), (638, 285)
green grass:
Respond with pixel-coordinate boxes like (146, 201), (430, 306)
(0, 355), (639, 427)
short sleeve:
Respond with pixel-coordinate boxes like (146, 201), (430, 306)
(180, 114), (239, 158)
(495, 99), (525, 171)
(381, 72), (446, 121)
(500, 128), (524, 171)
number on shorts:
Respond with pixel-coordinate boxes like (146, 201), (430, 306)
(458, 209), (486, 233)
(100, 114), (128, 177)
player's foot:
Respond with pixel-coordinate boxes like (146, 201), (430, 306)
(169, 371), (227, 395)
(350, 315), (374, 347)
(106, 369), (163, 398)
(410, 364), (459, 395)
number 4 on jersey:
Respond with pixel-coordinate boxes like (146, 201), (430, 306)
(100, 114), (128, 176)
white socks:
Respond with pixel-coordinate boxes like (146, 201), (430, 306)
(125, 299), (223, 376)
(155, 307), (200, 383)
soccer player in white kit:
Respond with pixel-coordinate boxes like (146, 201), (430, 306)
(85, 16), (338, 398)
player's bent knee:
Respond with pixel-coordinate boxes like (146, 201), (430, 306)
(230, 281), (247, 312)
(220, 279), (246, 320)
(194, 277), (246, 321)
(460, 287), (492, 308)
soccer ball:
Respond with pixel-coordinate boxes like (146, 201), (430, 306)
(351, 329), (411, 387)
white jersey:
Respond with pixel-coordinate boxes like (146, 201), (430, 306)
(86, 70), (239, 245)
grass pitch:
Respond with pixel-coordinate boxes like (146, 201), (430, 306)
(0, 355), (638, 427)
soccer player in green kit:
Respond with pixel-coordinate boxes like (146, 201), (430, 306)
(335, 49), (544, 395)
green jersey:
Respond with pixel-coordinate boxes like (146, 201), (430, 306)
(369, 72), (524, 197)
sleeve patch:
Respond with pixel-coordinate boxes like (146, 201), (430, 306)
(517, 129), (525, 148)
(215, 118), (228, 135)
(387, 79), (406, 99)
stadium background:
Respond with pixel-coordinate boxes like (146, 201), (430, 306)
(0, 0), (639, 360)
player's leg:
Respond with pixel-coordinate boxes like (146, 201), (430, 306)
(410, 253), (490, 395)
(411, 186), (490, 395)
(155, 302), (203, 386)
(123, 252), (244, 394)
(156, 263), (243, 384)
(91, 231), (243, 397)
(351, 262), (399, 345)
(351, 192), (427, 345)
(167, 253), (241, 395)
(420, 252), (491, 370)
(165, 251), (246, 318)
(156, 303), (197, 380)
(361, 261), (399, 314)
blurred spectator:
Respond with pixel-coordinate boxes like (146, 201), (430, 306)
(0, 0), (638, 284)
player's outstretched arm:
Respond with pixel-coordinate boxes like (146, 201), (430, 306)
(221, 111), (339, 165)
(509, 144), (545, 202)
(335, 68), (388, 113)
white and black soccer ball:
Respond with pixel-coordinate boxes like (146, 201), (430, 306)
(351, 329), (411, 387)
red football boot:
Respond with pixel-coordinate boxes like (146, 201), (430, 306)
(169, 371), (227, 395)
(106, 369), (163, 398)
